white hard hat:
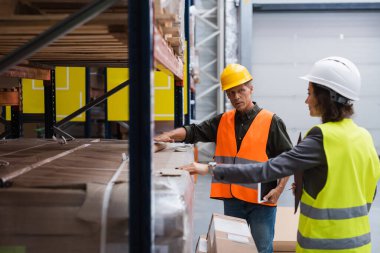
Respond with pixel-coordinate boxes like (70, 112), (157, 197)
(300, 56), (361, 101)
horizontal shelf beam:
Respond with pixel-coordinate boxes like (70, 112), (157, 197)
(0, 65), (51, 80)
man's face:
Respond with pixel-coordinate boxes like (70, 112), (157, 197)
(226, 83), (254, 112)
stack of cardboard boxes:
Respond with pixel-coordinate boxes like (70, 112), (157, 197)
(196, 207), (299, 253)
(196, 213), (258, 253)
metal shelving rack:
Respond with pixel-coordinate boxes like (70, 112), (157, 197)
(0, 0), (189, 252)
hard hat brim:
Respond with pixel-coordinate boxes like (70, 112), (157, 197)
(222, 78), (253, 91)
(299, 75), (359, 101)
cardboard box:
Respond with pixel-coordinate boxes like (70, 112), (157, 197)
(207, 213), (258, 253)
(195, 234), (207, 253)
(273, 207), (299, 252)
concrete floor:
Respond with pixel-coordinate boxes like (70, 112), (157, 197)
(193, 174), (380, 252)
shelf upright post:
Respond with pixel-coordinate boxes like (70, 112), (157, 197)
(184, 0), (191, 124)
(128, 0), (154, 252)
(44, 69), (56, 139)
(174, 80), (184, 128)
(10, 105), (22, 138)
(103, 68), (111, 139)
(85, 67), (91, 138)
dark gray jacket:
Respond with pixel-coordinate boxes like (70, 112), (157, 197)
(214, 127), (328, 198)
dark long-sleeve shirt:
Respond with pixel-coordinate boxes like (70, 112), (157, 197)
(183, 102), (292, 159)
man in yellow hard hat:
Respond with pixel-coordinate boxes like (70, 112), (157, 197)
(155, 63), (292, 253)
(180, 57), (380, 253)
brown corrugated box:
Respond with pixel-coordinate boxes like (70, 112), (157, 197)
(206, 213), (258, 253)
(273, 207), (299, 253)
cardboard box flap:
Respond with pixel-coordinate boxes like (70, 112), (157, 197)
(227, 233), (250, 244)
(207, 213), (258, 253)
(213, 216), (251, 237)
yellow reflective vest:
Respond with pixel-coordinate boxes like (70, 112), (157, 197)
(297, 119), (380, 253)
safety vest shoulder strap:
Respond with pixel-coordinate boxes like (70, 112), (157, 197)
(215, 109), (237, 157)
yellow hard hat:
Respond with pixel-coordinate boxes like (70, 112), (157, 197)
(220, 64), (253, 91)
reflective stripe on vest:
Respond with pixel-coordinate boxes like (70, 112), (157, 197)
(211, 108), (274, 206)
(297, 119), (380, 252)
(300, 202), (368, 220)
(298, 231), (371, 250)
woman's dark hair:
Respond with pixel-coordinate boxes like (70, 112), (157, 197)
(312, 83), (354, 123)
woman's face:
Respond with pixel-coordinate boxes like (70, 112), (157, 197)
(305, 83), (322, 117)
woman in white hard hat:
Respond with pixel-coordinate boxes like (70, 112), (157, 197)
(180, 57), (380, 253)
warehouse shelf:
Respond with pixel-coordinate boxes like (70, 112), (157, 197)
(0, 0), (183, 76)
(0, 1), (191, 253)
(0, 0), (186, 138)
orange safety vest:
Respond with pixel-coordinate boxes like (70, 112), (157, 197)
(210, 108), (275, 206)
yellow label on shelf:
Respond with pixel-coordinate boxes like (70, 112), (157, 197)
(183, 40), (188, 115)
(0, 246), (26, 253)
(106, 67), (175, 121)
(22, 79), (44, 113)
(55, 67), (86, 122)
(5, 106), (11, 121)
(22, 67), (86, 122)
(154, 65), (174, 120)
(107, 68), (130, 121)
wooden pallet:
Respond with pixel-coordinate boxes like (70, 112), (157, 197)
(154, 0), (184, 58)
(0, 1), (129, 65)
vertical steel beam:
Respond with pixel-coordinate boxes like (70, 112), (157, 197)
(193, 0), (225, 160)
(103, 68), (111, 139)
(85, 67), (91, 138)
(194, 0), (225, 117)
(128, 0), (153, 252)
(44, 69), (56, 138)
(0, 108), (9, 139)
(175, 80), (184, 128)
(184, 0), (191, 124)
(10, 106), (22, 138)
(217, 0), (225, 114)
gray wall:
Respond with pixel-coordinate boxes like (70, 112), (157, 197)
(252, 0), (380, 3)
(250, 11), (380, 152)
